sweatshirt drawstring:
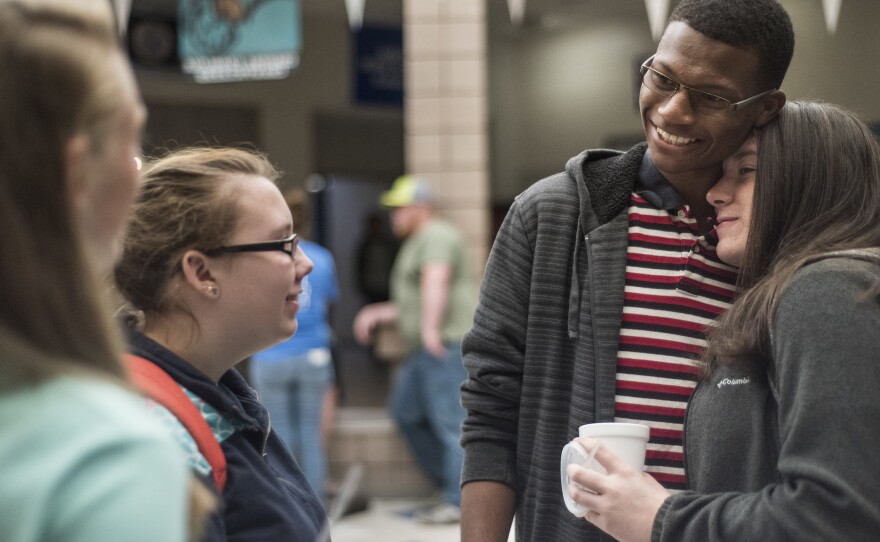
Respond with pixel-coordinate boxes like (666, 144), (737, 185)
(567, 220), (582, 339)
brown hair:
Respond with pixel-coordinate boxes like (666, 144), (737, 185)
(114, 146), (281, 327)
(285, 188), (312, 239)
(0, 1), (129, 387)
(705, 101), (880, 372)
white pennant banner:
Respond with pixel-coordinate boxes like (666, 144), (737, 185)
(644, 0), (670, 41)
(506, 0), (526, 26)
(822, 0), (843, 35)
(112, 0), (132, 38)
(345, 0), (366, 30)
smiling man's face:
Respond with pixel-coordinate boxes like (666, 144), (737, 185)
(640, 22), (769, 188)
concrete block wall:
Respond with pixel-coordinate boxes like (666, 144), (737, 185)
(326, 0), (492, 501)
(403, 0), (490, 276)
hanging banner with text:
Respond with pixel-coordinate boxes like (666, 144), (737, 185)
(178, 0), (301, 83)
(355, 25), (403, 107)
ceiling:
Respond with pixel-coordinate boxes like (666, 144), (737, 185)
(131, 0), (656, 32)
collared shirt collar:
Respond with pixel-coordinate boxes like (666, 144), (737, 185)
(636, 149), (684, 210)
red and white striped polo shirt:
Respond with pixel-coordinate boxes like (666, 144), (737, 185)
(614, 191), (737, 490)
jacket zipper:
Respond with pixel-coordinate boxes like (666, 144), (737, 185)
(231, 404), (271, 458)
(584, 232), (603, 422)
(681, 379), (698, 491)
(262, 411), (271, 458)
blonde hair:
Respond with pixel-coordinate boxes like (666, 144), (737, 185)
(0, 0), (129, 387)
(115, 146), (281, 327)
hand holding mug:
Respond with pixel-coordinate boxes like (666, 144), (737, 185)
(562, 424), (670, 542)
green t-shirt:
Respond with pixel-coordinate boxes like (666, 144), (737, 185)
(390, 219), (477, 347)
(0, 376), (190, 542)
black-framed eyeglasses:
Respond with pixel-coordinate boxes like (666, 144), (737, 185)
(640, 55), (775, 117)
(206, 233), (299, 259)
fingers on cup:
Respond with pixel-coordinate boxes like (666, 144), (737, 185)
(566, 467), (602, 512)
(575, 436), (620, 474)
(566, 463), (603, 495)
(561, 440), (596, 517)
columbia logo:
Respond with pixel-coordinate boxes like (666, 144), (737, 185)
(717, 377), (750, 389)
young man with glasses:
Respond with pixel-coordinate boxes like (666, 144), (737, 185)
(459, 1), (793, 541)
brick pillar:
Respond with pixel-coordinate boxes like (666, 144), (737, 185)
(403, 0), (490, 276)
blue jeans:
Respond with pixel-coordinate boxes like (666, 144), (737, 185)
(251, 348), (334, 496)
(388, 343), (467, 506)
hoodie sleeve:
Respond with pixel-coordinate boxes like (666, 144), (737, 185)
(460, 195), (534, 489)
(653, 260), (880, 541)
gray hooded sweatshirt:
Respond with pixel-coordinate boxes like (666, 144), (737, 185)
(656, 254), (880, 541)
(461, 143), (644, 542)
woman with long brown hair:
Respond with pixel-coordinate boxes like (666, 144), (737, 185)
(565, 101), (880, 541)
(0, 1), (199, 540)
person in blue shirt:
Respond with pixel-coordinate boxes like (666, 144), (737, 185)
(251, 189), (340, 499)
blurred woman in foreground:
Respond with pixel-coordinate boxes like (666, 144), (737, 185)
(0, 2), (201, 541)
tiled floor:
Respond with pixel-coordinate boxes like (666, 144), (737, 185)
(327, 498), (516, 542)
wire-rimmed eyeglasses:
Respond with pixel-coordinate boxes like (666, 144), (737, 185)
(206, 233), (299, 259)
(640, 54), (775, 117)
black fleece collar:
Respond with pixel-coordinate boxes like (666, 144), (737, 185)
(580, 142), (648, 225)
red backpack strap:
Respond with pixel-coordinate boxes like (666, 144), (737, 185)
(125, 354), (227, 491)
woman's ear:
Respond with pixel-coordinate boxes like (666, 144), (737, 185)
(180, 250), (220, 298)
(754, 90), (786, 128)
(64, 134), (90, 213)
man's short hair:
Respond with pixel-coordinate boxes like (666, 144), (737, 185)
(668, 0), (794, 90)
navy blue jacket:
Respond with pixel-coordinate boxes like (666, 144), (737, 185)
(126, 330), (328, 542)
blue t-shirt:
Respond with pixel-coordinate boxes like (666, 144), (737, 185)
(253, 240), (339, 360)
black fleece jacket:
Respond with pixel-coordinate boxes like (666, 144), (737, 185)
(126, 330), (328, 542)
